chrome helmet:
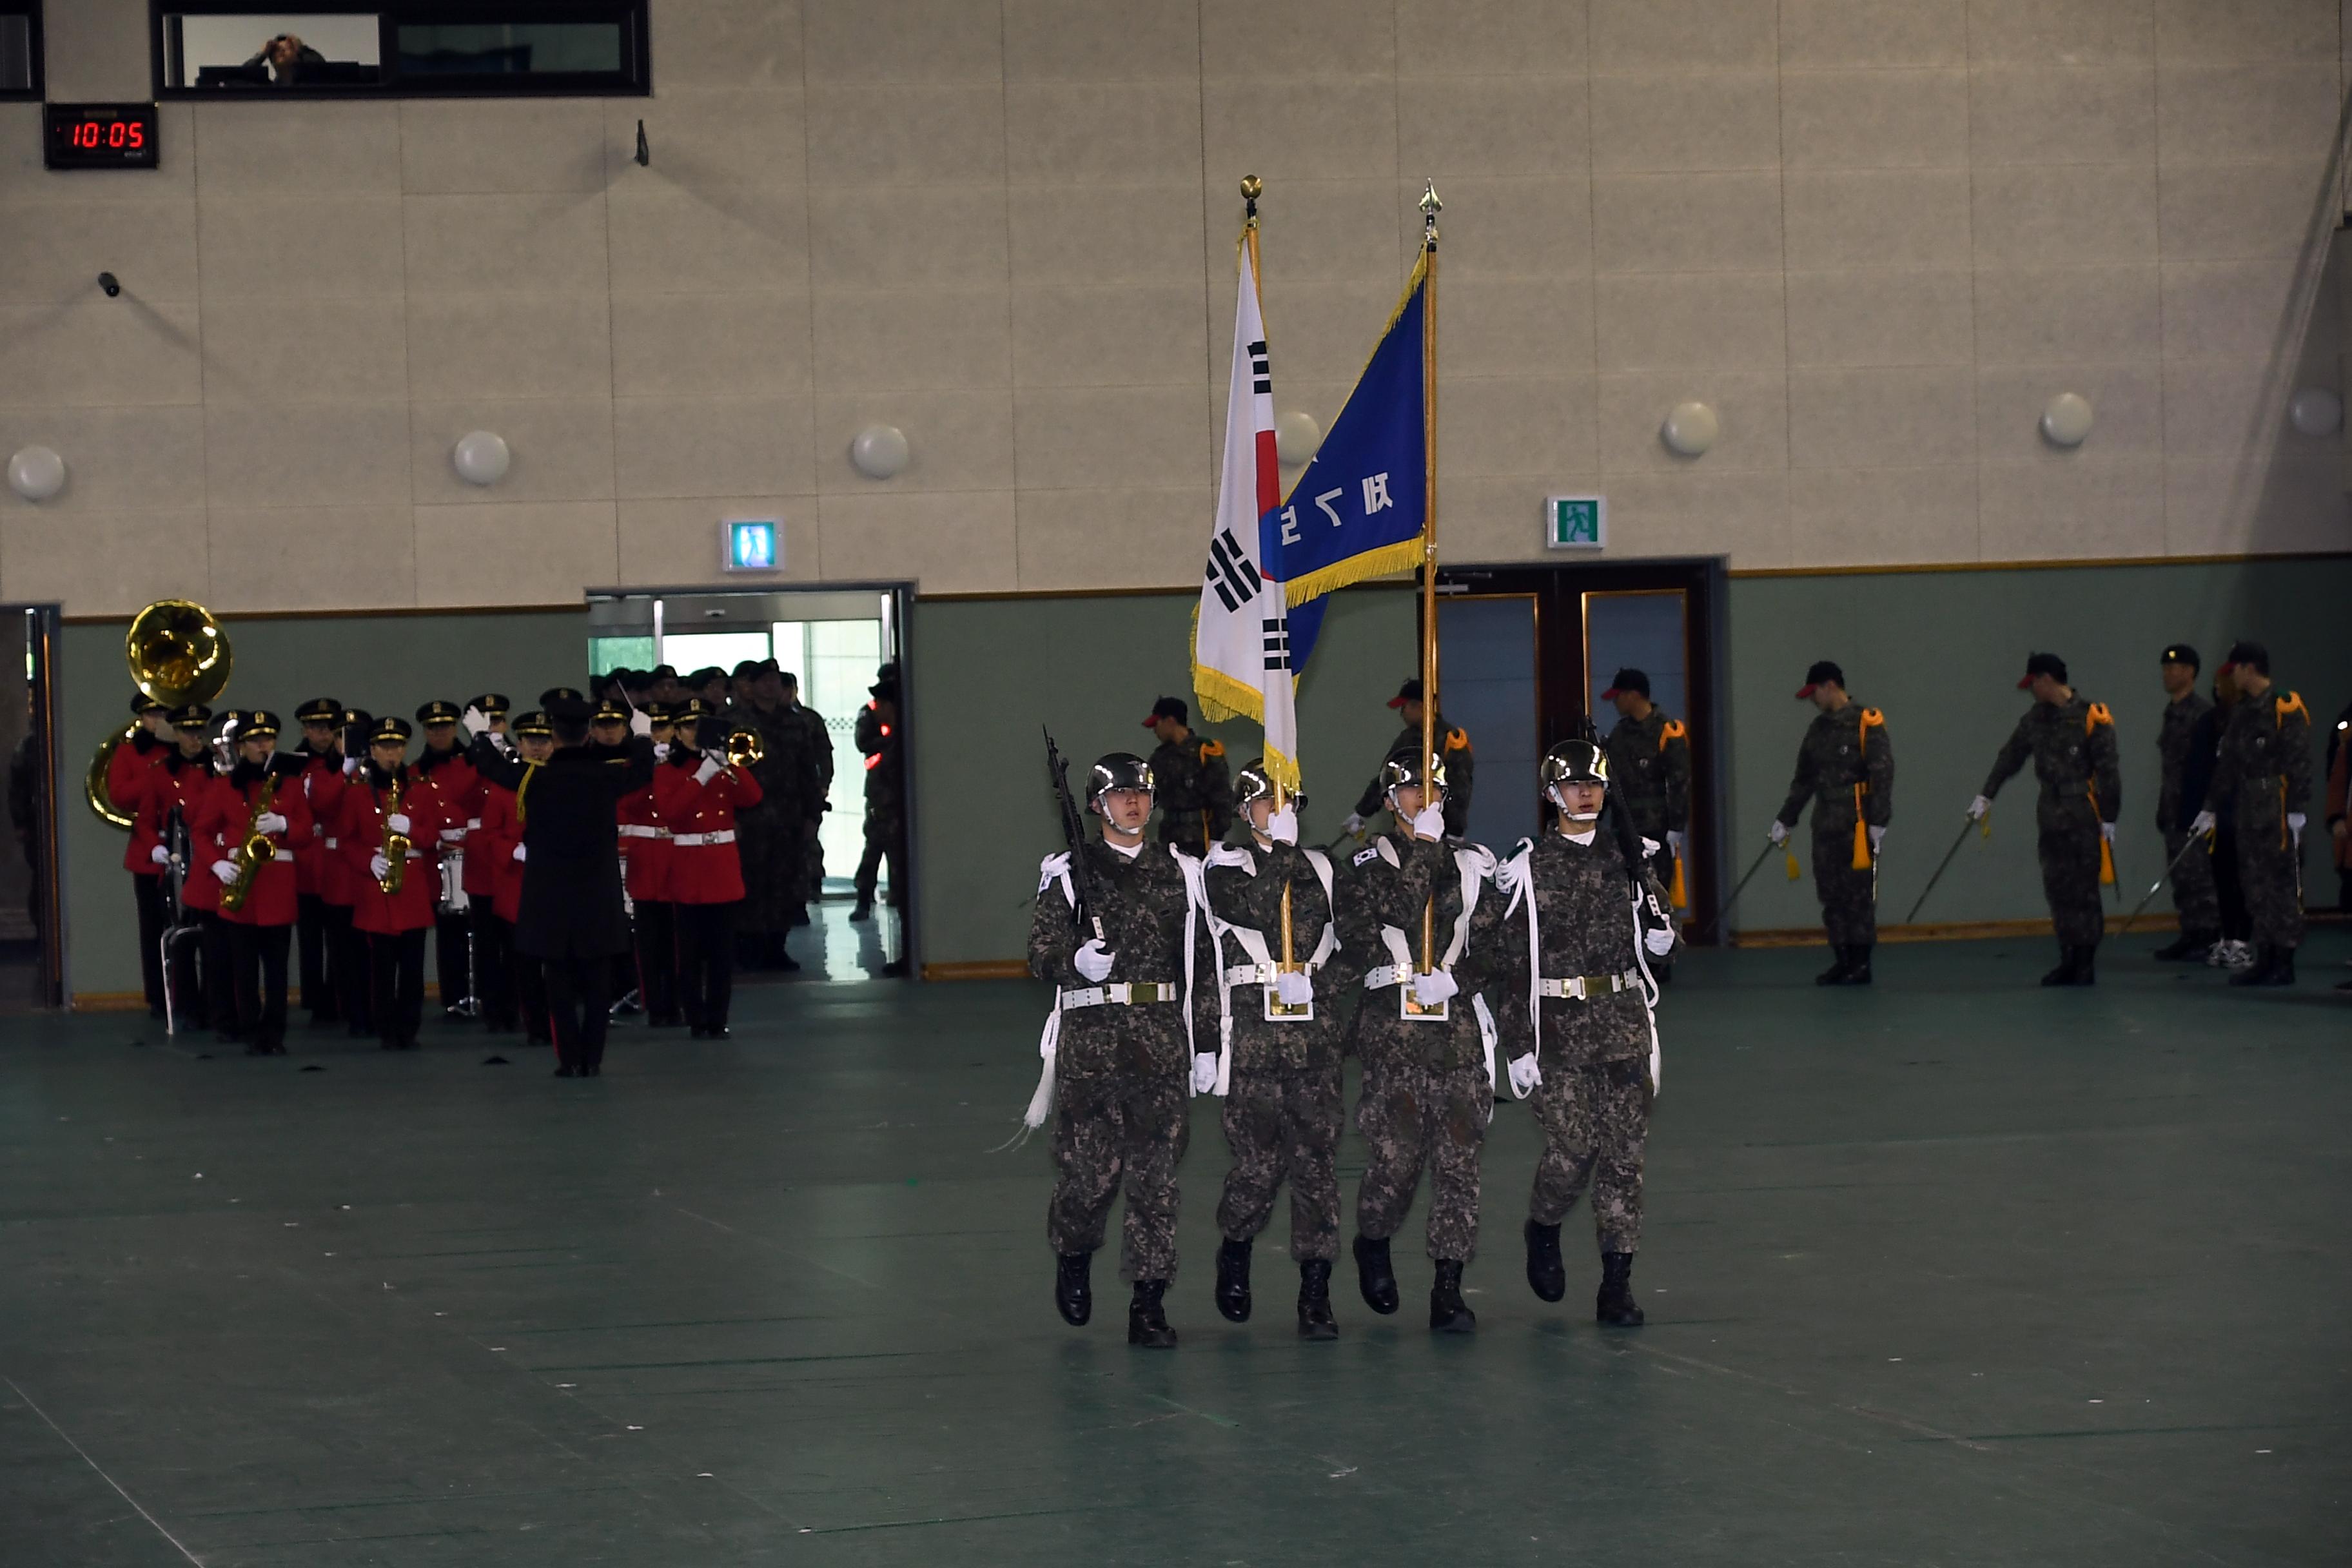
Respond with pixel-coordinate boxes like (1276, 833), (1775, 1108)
(1088, 752), (1155, 804)
(1234, 759), (1303, 815)
(1378, 746), (1447, 801)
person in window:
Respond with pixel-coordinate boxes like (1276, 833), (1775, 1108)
(245, 34), (327, 84)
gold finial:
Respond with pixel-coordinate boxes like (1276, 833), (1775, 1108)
(1240, 174), (1263, 203)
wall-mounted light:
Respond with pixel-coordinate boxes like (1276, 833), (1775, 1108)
(1661, 400), (1718, 457)
(451, 430), (511, 485)
(850, 424), (909, 480)
(2288, 386), (2342, 438)
(1275, 410), (1322, 465)
(2041, 392), (2093, 447)
(6, 446), (66, 502)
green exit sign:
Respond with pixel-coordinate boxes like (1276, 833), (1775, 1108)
(1546, 495), (1606, 549)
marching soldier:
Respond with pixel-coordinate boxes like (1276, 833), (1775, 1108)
(620, 702), (681, 1028)
(1496, 738), (1679, 1326)
(289, 698), (344, 1024)
(117, 692), (174, 1017)
(850, 670), (906, 925)
(1347, 680), (1476, 841)
(415, 700), (478, 1021)
(656, 700), (763, 1039)
(1026, 752), (1215, 1349)
(1972, 653), (2121, 986)
(2152, 645), (2220, 962)
(1143, 697), (1235, 856)
(1340, 745), (1515, 1333)
(206, 711), (311, 1056)
(1768, 661), (1893, 985)
(341, 715), (447, 1051)
(2193, 642), (2312, 987)
(1600, 667), (1692, 939)
(1199, 763), (1351, 1339)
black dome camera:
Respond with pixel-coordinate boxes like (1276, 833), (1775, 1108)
(97, 271), (121, 298)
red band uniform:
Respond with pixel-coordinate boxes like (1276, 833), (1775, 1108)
(287, 697), (346, 1026)
(457, 693), (514, 1030)
(205, 709), (314, 1055)
(340, 715), (448, 1050)
(475, 709), (544, 1041)
(141, 705), (227, 1031)
(620, 703), (680, 1028)
(413, 699), (481, 1023)
(656, 702), (763, 1037)
(114, 694), (175, 1015)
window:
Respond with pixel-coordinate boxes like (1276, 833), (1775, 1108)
(0, 5), (42, 101)
(153, 0), (648, 97)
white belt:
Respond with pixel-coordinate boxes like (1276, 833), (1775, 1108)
(1364, 964), (1413, 990)
(324, 836), (339, 848)
(1538, 970), (1640, 1000)
(248, 847), (295, 863)
(466, 817), (482, 830)
(1060, 982), (1179, 1008)
(1222, 962), (1316, 987)
(673, 830), (736, 847)
(618, 824), (669, 839)
(439, 828), (466, 843)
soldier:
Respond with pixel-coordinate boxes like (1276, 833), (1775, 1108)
(1971, 652), (2121, 986)
(1346, 680), (1476, 841)
(735, 662), (814, 971)
(2181, 670), (2253, 971)
(341, 716), (448, 1051)
(1496, 738), (1679, 1326)
(1599, 667), (1692, 932)
(2192, 642), (2312, 987)
(205, 710), (312, 1057)
(780, 669), (833, 919)
(1340, 745), (1516, 1333)
(288, 698), (344, 1024)
(116, 693), (174, 1017)
(2151, 645), (2220, 962)
(1767, 661), (1893, 985)
(414, 700), (478, 1021)
(1199, 762), (1353, 1340)
(1142, 697), (1234, 856)
(657, 698), (764, 1039)
(1026, 752), (1216, 1349)
(850, 670), (906, 926)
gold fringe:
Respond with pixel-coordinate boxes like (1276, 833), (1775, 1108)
(1281, 538), (1426, 608)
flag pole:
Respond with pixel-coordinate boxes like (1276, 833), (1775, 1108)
(1245, 172), (1302, 990)
(1418, 179), (1441, 979)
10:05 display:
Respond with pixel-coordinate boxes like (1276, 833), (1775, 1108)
(43, 103), (164, 170)
(65, 120), (146, 151)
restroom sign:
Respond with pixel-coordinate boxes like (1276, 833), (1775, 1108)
(1546, 495), (1606, 549)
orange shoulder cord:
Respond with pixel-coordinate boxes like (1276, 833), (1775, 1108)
(1851, 709), (1886, 868)
(1198, 739), (1225, 761)
(2083, 703), (2115, 882)
(1445, 727), (1471, 752)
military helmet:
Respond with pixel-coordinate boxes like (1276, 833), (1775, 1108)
(1088, 752), (1155, 801)
(1538, 738), (1609, 794)
(1235, 759), (1304, 815)
(1378, 745), (1447, 798)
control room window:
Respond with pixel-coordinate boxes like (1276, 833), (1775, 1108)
(0, 5), (42, 100)
(153, 1), (649, 97)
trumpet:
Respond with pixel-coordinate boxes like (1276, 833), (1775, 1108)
(723, 726), (765, 773)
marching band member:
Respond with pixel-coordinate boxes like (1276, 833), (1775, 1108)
(340, 715), (446, 1052)
(459, 693), (511, 1028)
(317, 710), (374, 1037)
(620, 702), (681, 1028)
(206, 710), (313, 1056)
(289, 698), (344, 1024)
(656, 698), (762, 1040)
(415, 699), (479, 1021)
(139, 703), (223, 1030)
(475, 710), (551, 1043)
(117, 692), (174, 1017)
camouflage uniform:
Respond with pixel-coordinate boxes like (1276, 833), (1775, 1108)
(1201, 841), (1356, 1262)
(1604, 707), (1691, 892)
(1498, 827), (1678, 1254)
(1337, 830), (1519, 1262)
(852, 701), (905, 906)
(738, 699), (818, 936)
(1149, 735), (1235, 856)
(1982, 698), (2121, 948)
(1775, 703), (1894, 945)
(2206, 688), (2313, 950)
(1355, 720), (1476, 840)
(798, 703), (835, 893)
(1028, 837), (1217, 1283)
(2155, 691), (2220, 937)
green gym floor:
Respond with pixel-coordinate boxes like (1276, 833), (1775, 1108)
(3, 937), (2346, 1567)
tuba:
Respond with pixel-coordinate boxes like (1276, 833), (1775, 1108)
(85, 599), (233, 827)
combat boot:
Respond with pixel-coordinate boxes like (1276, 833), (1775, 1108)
(1352, 1233), (1399, 1315)
(2039, 946), (2079, 986)
(2072, 946), (2097, 986)
(1213, 1237), (1252, 1323)
(1297, 1260), (1339, 1340)
(1845, 943), (1874, 984)
(1128, 1280), (1178, 1348)
(1597, 1251), (1645, 1326)
(1814, 946), (1853, 985)
(2228, 944), (2277, 987)
(848, 897), (874, 921)
(2155, 930), (2215, 962)
(1524, 1219), (1566, 1302)
(1054, 1251), (1092, 1326)
(1429, 1259), (1476, 1334)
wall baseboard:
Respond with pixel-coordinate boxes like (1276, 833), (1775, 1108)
(921, 960), (1032, 982)
(72, 983), (467, 1012)
(1729, 914), (2180, 948)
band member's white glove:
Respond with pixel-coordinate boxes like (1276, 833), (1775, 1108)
(460, 705), (491, 738)
(694, 758), (724, 785)
(1766, 819), (1790, 847)
(1342, 812), (1366, 837)
(1411, 803), (1446, 841)
(1411, 968), (1458, 1006)
(1667, 830), (1684, 858)
(1266, 805), (1298, 845)
(512, 843), (527, 863)
(1073, 939), (1115, 983)
(1275, 969), (1314, 1005)
(2099, 821), (2116, 843)
(1868, 824), (1886, 855)
(1190, 1053), (1219, 1095)
(1967, 794), (1992, 821)
(1644, 924), (1676, 957)
(386, 814), (411, 836)
(342, 756), (362, 776)
(150, 844), (172, 866)
(2288, 812), (2306, 844)
(210, 859), (238, 885)
(1507, 1052), (1542, 1097)
(253, 811), (288, 834)
(629, 705), (653, 738)
(653, 741), (671, 762)
(369, 852), (393, 881)
(2190, 810), (2217, 836)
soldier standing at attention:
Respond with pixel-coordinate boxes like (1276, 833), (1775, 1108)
(1767, 661), (1893, 985)
(1341, 747), (1515, 1334)
(1598, 668), (1691, 936)
(1346, 680), (1475, 841)
(2152, 645), (2220, 962)
(2191, 642), (2312, 988)
(850, 670), (906, 925)
(1970, 652), (2121, 987)
(1199, 762), (1353, 1340)
(1027, 753), (1215, 1349)
(779, 670), (832, 921)
(1142, 697), (1234, 856)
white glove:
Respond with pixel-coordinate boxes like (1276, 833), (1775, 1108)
(2287, 812), (2306, 844)
(1073, 939), (1115, 983)
(489, 732), (514, 757)
(2099, 821), (2116, 843)
(1507, 1052), (1542, 1097)
(1190, 1054), (1219, 1095)
(342, 756), (362, 776)
(439, 828), (465, 843)
(1667, 830), (1684, 858)
(150, 844), (172, 866)
(210, 859), (238, 885)
(694, 758), (723, 785)
(1342, 812), (1366, 837)
(1868, 824), (1886, 855)
(1644, 924), (1675, 957)
(653, 741), (671, 762)
(255, 811), (288, 834)
(1275, 969), (1314, 1005)
(511, 843), (527, 863)
(1266, 805), (1298, 845)
(2190, 810), (2217, 836)
(1411, 969), (1458, 1006)
(369, 852), (392, 881)
(385, 814), (411, 836)
(460, 705), (491, 738)
(1766, 819), (1789, 847)
(1411, 803), (1446, 841)
(1966, 794), (1992, 822)
(629, 705), (652, 738)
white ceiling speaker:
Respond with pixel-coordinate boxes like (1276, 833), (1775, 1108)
(6, 446), (66, 502)
(2041, 392), (2093, 447)
(2288, 386), (2342, 438)
(1275, 409), (1322, 465)
(850, 423), (910, 480)
(452, 430), (511, 485)
(1661, 400), (1718, 457)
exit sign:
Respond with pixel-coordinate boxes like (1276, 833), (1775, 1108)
(1546, 495), (1606, 549)
(721, 518), (780, 572)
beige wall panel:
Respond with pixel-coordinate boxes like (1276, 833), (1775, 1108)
(403, 100), (607, 194)
(1416, 176), (1591, 279)
(1012, 285), (1208, 388)
(1788, 366), (1978, 469)
(1977, 458), (2165, 559)
(1588, 74), (1781, 173)
(818, 490), (1017, 593)
(612, 292), (815, 399)
(414, 502), (620, 605)
(1010, 186), (1206, 286)
(1973, 266), (2162, 363)
(649, 0), (806, 88)
(1972, 164), (2159, 269)
(1597, 370), (1785, 474)
(1597, 469), (1789, 567)
(2158, 160), (2333, 261)
(2162, 259), (2321, 363)
(1201, 81), (1400, 182)
(1964, 0), (2157, 66)
(1589, 0), (1778, 70)
(1778, 0), (1966, 68)
(409, 400), (618, 504)
(205, 404), (412, 508)
(803, 188), (1001, 291)
(0, 407), (205, 515)
(1779, 69), (1968, 170)
(1591, 172), (1785, 275)
(613, 397), (816, 499)
(1202, 181), (1400, 286)
(193, 103), (402, 195)
(1398, 77), (1591, 179)
(611, 185), (812, 294)
(616, 498), (821, 583)
(0, 201), (198, 304)
(2153, 0), (2337, 64)
(33, 0), (144, 100)
(0, 509), (211, 614)
(1787, 466), (1979, 565)
(201, 297), (409, 406)
(1200, 0), (1396, 79)
(2162, 454), (2347, 553)
(1968, 67), (2156, 166)
(1974, 364), (2165, 462)
(1429, 474), (1555, 563)
(0, 301), (204, 408)
(2160, 360), (2338, 459)
(1395, 0), (1587, 75)
(205, 505), (416, 611)
(1781, 168), (1972, 270)
(1014, 485), (1202, 590)
(1594, 273), (1786, 371)
(1785, 270), (1974, 367)
(1005, 84), (1205, 186)
(1251, 279), (1423, 380)
(598, 92), (805, 188)
(197, 197), (404, 299)
(403, 193), (611, 295)
(813, 389), (1017, 494)
(1014, 384), (1208, 490)
(1446, 277), (1596, 378)
(407, 295), (613, 402)
(805, 86), (1008, 186)
(810, 289), (1010, 391)
(802, 0), (1005, 84)
(1003, 0), (1202, 83)
(2157, 64), (2345, 168)
(1438, 374), (1602, 476)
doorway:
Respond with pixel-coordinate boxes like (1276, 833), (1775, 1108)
(0, 604), (64, 1010)
(584, 585), (914, 983)
(1433, 560), (1726, 934)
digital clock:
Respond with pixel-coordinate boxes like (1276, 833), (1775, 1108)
(44, 103), (161, 170)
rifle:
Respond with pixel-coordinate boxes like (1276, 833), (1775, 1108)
(1043, 729), (1106, 946)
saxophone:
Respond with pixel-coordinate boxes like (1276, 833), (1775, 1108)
(378, 777), (409, 895)
(219, 770), (280, 914)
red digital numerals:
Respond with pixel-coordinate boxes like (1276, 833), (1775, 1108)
(69, 120), (147, 150)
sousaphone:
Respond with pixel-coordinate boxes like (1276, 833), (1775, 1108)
(84, 599), (233, 827)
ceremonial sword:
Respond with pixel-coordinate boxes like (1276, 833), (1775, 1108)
(1904, 812), (1987, 925)
(1696, 839), (1779, 943)
(2115, 828), (2213, 936)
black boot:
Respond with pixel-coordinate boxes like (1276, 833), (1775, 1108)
(1524, 1219), (1566, 1302)
(1353, 1233), (1399, 1315)
(1213, 1237), (1252, 1323)
(2229, 944), (2279, 987)
(1597, 1251), (1645, 1326)
(1814, 946), (1853, 985)
(1054, 1251), (1092, 1326)
(2268, 947), (2297, 986)
(849, 897), (874, 922)
(1128, 1280), (1177, 1348)
(2039, 945), (2078, 986)
(2155, 930), (2215, 962)
(1297, 1260), (1338, 1341)
(2072, 945), (2096, 986)
(1844, 943), (1873, 985)
(1429, 1259), (1476, 1334)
